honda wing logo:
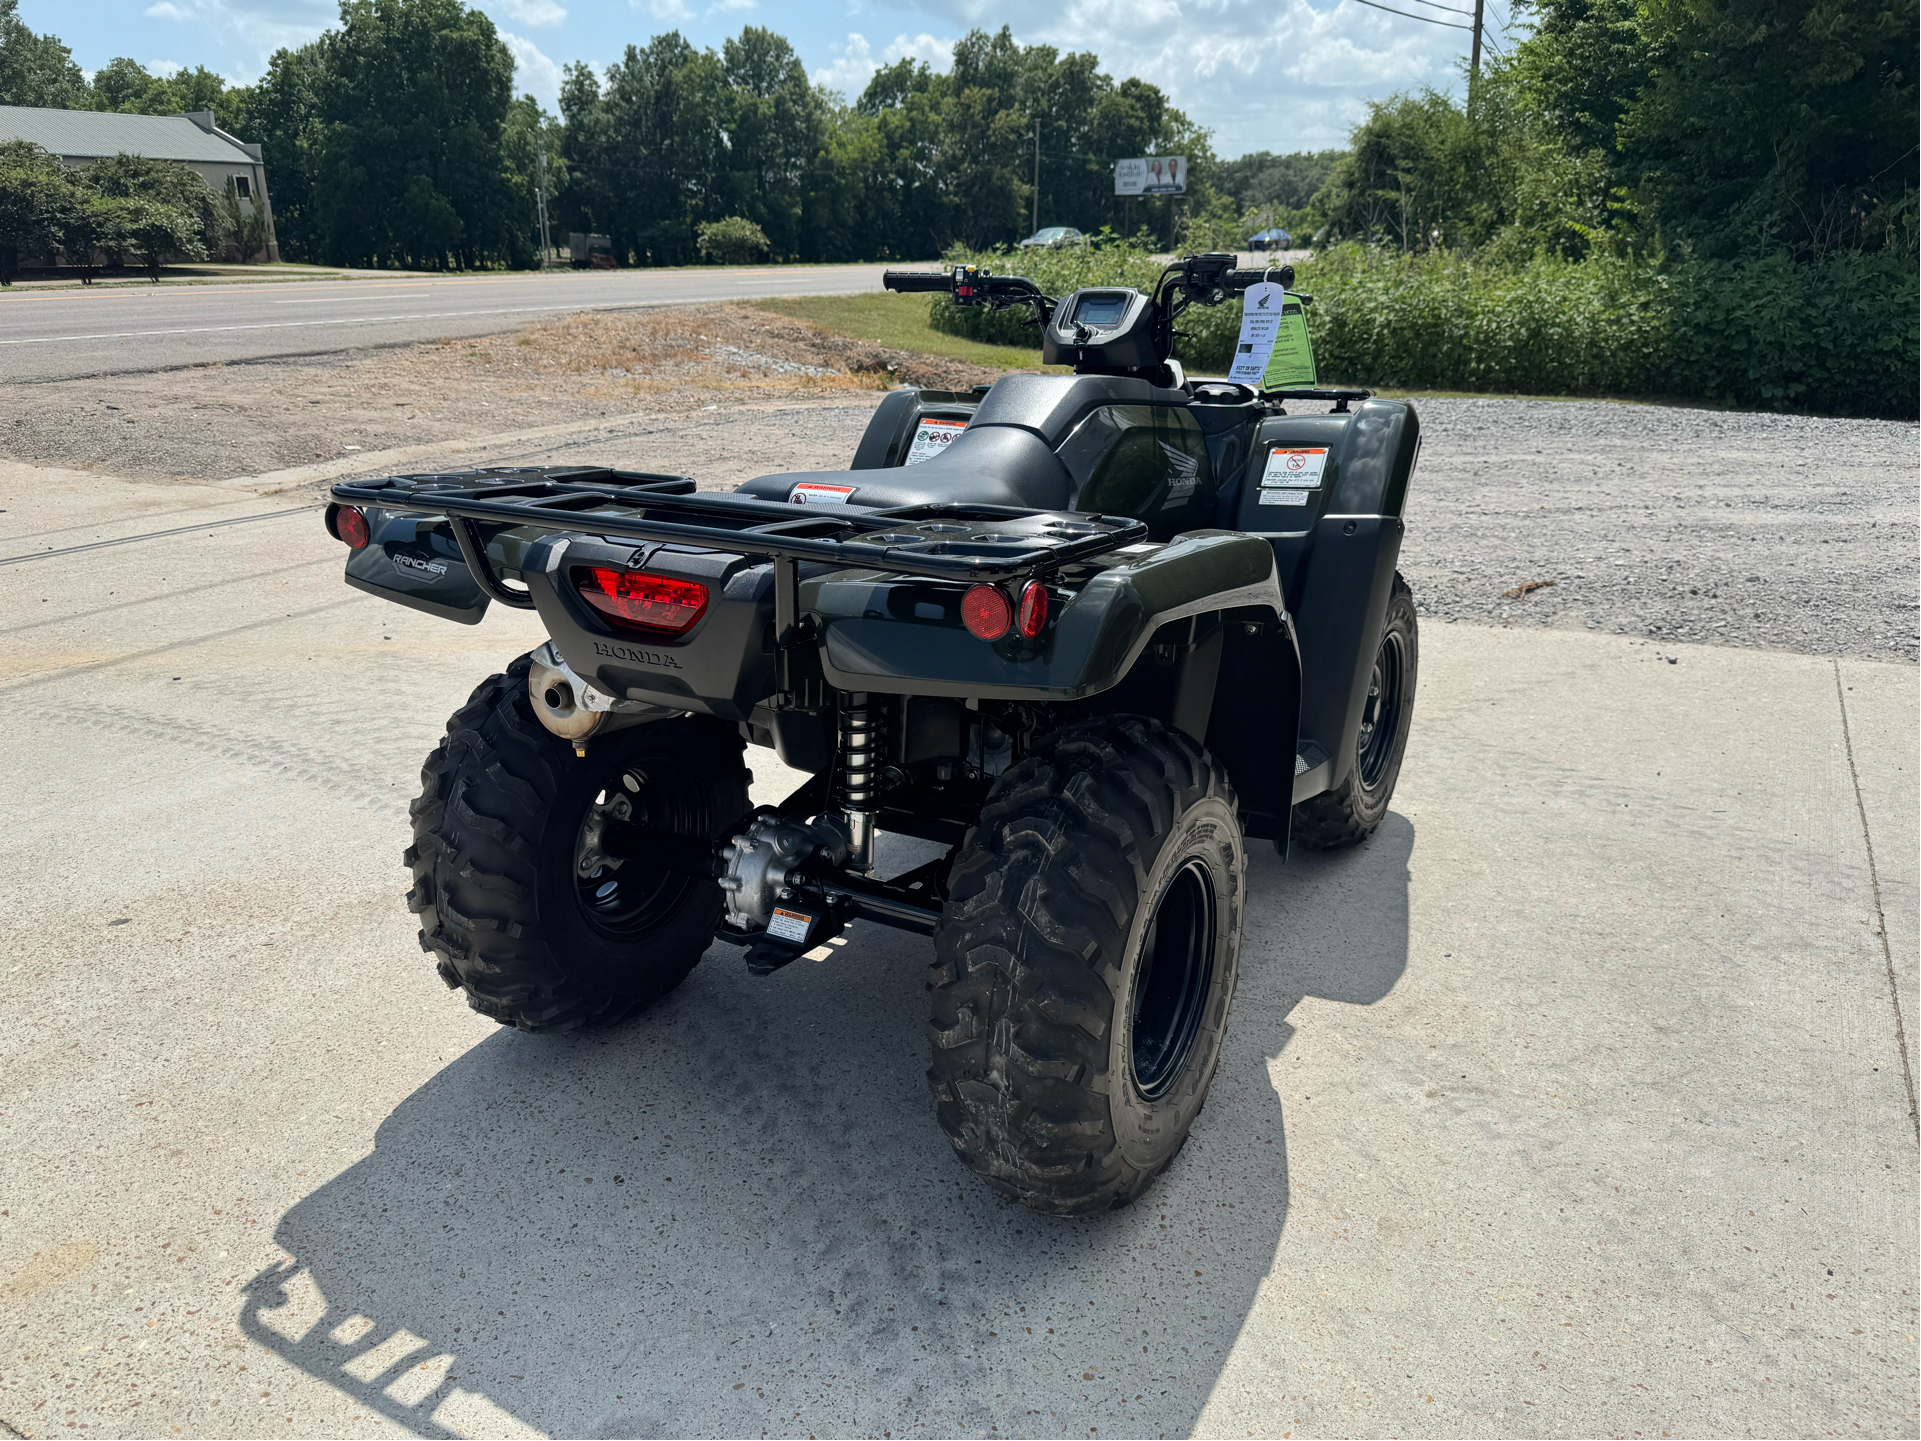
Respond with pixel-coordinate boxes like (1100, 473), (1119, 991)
(1159, 442), (1201, 507)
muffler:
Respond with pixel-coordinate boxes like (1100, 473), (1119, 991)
(527, 641), (677, 753)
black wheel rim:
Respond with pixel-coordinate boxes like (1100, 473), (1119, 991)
(1130, 859), (1218, 1100)
(1356, 630), (1405, 789)
(573, 759), (707, 939)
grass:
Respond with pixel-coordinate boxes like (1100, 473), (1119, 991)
(751, 292), (1066, 375)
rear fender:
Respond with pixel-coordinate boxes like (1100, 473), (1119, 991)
(809, 530), (1280, 703)
(336, 506), (489, 624)
(1056, 606), (1302, 853)
(1203, 616), (1302, 852)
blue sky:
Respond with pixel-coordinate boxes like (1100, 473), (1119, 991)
(28, 0), (1513, 156)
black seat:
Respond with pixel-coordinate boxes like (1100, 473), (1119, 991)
(736, 424), (1075, 512)
(736, 372), (1197, 514)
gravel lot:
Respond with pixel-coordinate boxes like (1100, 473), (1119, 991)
(438, 389), (1918, 664)
(1405, 397), (1918, 661)
(10, 306), (1912, 661)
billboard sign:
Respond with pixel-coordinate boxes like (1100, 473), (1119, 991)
(1114, 156), (1187, 196)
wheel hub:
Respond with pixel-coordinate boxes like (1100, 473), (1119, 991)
(572, 764), (702, 937)
(1357, 632), (1404, 789)
(1130, 858), (1218, 1100)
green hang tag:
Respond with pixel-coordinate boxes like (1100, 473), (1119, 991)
(1260, 296), (1317, 391)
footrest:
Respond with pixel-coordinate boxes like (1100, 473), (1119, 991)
(1292, 741), (1334, 804)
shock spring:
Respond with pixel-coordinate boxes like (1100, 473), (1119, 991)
(836, 692), (881, 874)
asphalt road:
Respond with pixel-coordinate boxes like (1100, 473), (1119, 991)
(0, 264), (912, 384)
(1, 462), (1914, 1439)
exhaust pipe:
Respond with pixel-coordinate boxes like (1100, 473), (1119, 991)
(527, 641), (677, 754)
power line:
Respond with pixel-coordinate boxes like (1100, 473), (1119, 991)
(1345, 0), (1475, 28)
(1399, 0), (1478, 15)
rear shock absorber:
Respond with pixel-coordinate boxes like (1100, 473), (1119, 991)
(837, 692), (881, 876)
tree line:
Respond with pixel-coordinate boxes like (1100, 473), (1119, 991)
(1301, 0), (1915, 264)
(558, 26), (1213, 266)
(0, 0), (1910, 277)
(0, 0), (1224, 270)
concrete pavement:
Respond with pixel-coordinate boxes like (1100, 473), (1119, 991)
(0, 264), (917, 383)
(0, 464), (1913, 1439)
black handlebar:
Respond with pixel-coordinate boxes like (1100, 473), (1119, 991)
(882, 270), (953, 294)
(886, 265), (1057, 323)
(883, 256), (1299, 325)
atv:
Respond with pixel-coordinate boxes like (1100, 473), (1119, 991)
(325, 254), (1420, 1216)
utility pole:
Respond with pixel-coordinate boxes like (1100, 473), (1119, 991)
(1031, 116), (1040, 233)
(1468, 0), (1486, 112)
(535, 147), (553, 267)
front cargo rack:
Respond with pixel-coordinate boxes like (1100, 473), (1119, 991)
(329, 466), (1150, 621)
(1262, 387), (1374, 412)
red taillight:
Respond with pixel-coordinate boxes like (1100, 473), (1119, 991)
(332, 505), (369, 549)
(961, 584), (1013, 640)
(1016, 580), (1049, 638)
(572, 567), (709, 636)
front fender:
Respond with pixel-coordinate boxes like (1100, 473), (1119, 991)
(809, 531), (1284, 701)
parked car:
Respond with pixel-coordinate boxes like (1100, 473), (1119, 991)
(568, 232), (614, 268)
(1017, 226), (1085, 248)
(1247, 227), (1294, 251)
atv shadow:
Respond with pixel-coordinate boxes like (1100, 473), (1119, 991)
(240, 814), (1413, 1438)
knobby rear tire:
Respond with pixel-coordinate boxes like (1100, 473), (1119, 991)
(406, 654), (750, 1033)
(927, 716), (1246, 1215)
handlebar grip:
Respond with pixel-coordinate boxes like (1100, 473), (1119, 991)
(1226, 266), (1296, 292)
(882, 271), (953, 294)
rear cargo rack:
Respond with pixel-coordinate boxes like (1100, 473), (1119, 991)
(329, 468), (1149, 620)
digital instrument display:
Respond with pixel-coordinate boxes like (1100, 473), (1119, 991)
(1072, 293), (1128, 328)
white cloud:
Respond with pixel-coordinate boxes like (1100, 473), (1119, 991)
(502, 30), (563, 106)
(148, 58), (185, 75)
(630, 0), (690, 19)
(116, 0), (337, 83)
(874, 0), (1486, 152)
(495, 0), (566, 26)
(812, 29), (956, 99)
(1282, 30), (1433, 87)
(811, 32), (876, 95)
(884, 32), (954, 70)
(710, 0), (756, 10)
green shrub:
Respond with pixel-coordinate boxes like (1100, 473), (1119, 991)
(1298, 246), (1674, 396)
(696, 215), (771, 265)
(928, 240), (1917, 418)
(1668, 250), (1918, 418)
(121, 197), (205, 282)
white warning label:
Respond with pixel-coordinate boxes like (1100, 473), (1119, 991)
(789, 482), (855, 505)
(1257, 488), (1313, 506)
(904, 417), (966, 466)
(1261, 446), (1329, 488)
(767, 907), (814, 943)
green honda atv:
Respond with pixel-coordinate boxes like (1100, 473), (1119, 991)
(325, 253), (1420, 1215)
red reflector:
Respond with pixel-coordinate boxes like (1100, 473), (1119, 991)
(572, 567), (709, 636)
(962, 584), (1013, 640)
(333, 505), (369, 549)
(1017, 580), (1049, 638)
